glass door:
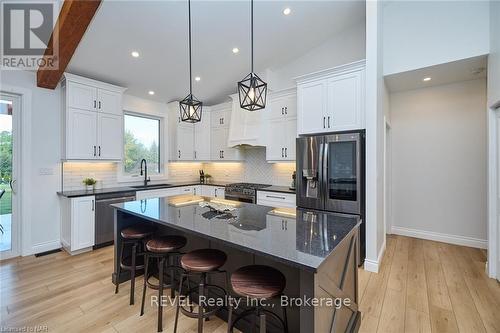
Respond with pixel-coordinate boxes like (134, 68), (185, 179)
(0, 94), (19, 259)
(323, 132), (362, 215)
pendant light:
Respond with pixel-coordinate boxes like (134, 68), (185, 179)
(237, 0), (267, 111)
(179, 0), (202, 123)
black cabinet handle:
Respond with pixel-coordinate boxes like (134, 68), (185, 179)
(98, 146), (101, 157)
(266, 195), (286, 200)
(93, 145), (96, 157)
(328, 116), (330, 128)
(285, 147), (287, 157)
(222, 150), (224, 158)
(282, 148), (284, 158)
(285, 107), (287, 115)
(98, 101), (101, 109)
(178, 150), (181, 159)
(94, 100), (96, 109)
(281, 107), (284, 115)
(92, 199), (95, 211)
(222, 118), (224, 125)
(194, 151), (197, 159)
(323, 117), (326, 128)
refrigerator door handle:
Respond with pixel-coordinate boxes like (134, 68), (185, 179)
(322, 141), (329, 206)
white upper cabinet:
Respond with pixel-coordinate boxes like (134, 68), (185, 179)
(97, 113), (123, 160)
(265, 89), (297, 161)
(67, 82), (97, 111)
(194, 110), (211, 161)
(97, 89), (122, 115)
(176, 124), (195, 161)
(209, 103), (242, 161)
(296, 60), (365, 135)
(62, 73), (125, 160)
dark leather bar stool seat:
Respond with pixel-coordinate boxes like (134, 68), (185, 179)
(140, 235), (187, 332)
(181, 248), (227, 272)
(121, 224), (156, 240)
(146, 235), (187, 253)
(228, 265), (288, 333)
(231, 265), (286, 299)
(174, 249), (229, 333)
(115, 223), (156, 305)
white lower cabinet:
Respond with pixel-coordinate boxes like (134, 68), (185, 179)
(257, 191), (296, 208)
(267, 214), (296, 257)
(201, 185), (225, 198)
(61, 196), (95, 254)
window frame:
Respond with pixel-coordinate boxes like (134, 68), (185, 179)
(117, 111), (166, 183)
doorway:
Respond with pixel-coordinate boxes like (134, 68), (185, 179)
(0, 93), (20, 259)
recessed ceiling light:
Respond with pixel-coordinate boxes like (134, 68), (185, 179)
(423, 77), (431, 82)
(283, 7), (291, 15)
(232, 47), (239, 54)
(195, 76), (201, 82)
(148, 91), (155, 95)
(131, 51), (140, 58)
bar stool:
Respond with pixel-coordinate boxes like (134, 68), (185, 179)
(115, 223), (156, 305)
(174, 248), (228, 333)
(140, 235), (187, 332)
(228, 265), (288, 333)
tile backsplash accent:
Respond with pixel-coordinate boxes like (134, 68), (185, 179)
(62, 148), (295, 191)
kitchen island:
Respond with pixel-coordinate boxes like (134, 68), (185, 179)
(113, 195), (361, 333)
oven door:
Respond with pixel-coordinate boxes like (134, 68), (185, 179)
(322, 132), (363, 215)
(225, 193), (255, 204)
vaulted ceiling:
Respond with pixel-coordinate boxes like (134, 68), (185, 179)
(67, 0), (365, 105)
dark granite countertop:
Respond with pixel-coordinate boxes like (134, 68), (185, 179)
(259, 185), (296, 194)
(57, 182), (230, 198)
(113, 195), (360, 272)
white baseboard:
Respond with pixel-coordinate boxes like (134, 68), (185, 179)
(364, 238), (387, 273)
(28, 240), (61, 256)
(391, 226), (487, 249)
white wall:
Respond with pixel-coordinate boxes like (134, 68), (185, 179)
(488, 1), (500, 108)
(383, 1), (490, 76)
(390, 79), (487, 247)
(0, 70), (62, 255)
(267, 22), (366, 91)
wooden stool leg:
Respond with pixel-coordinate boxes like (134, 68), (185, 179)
(170, 255), (175, 299)
(140, 254), (150, 316)
(115, 241), (125, 294)
(130, 242), (137, 305)
(174, 274), (185, 333)
(198, 273), (206, 333)
(158, 257), (165, 332)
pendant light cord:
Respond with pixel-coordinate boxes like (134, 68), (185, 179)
(188, 0), (192, 94)
(251, 0), (254, 74)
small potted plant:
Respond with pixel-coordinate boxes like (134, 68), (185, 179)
(82, 178), (97, 191)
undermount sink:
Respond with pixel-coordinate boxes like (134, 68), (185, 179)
(130, 183), (172, 189)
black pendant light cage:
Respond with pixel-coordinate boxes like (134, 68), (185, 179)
(238, 0), (267, 111)
(180, 93), (202, 123)
(179, 0), (202, 122)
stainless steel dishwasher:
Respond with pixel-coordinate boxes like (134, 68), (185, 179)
(94, 191), (136, 248)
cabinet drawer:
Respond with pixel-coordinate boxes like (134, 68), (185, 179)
(257, 191), (296, 208)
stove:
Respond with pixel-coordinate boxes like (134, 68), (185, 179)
(224, 183), (272, 203)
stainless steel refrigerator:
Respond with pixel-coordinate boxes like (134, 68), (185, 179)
(296, 131), (365, 263)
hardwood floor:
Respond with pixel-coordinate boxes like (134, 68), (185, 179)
(1, 235), (499, 333)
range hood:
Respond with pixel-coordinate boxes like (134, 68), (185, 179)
(227, 94), (266, 147)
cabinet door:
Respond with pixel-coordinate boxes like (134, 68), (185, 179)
(211, 127), (225, 160)
(266, 119), (286, 161)
(268, 98), (285, 120)
(194, 112), (211, 161)
(201, 185), (215, 197)
(71, 196), (95, 250)
(67, 108), (98, 159)
(297, 81), (326, 134)
(214, 187), (225, 198)
(68, 82), (97, 111)
(211, 109), (229, 128)
(326, 71), (362, 131)
(221, 128), (241, 160)
(284, 117), (297, 160)
(97, 113), (123, 160)
(97, 89), (122, 115)
(177, 125), (194, 160)
(282, 94), (297, 118)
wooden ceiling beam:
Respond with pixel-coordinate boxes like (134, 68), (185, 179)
(37, 0), (101, 89)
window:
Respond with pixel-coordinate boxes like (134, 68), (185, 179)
(123, 114), (161, 176)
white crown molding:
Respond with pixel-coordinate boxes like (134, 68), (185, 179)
(63, 72), (127, 93)
(294, 59), (366, 84)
